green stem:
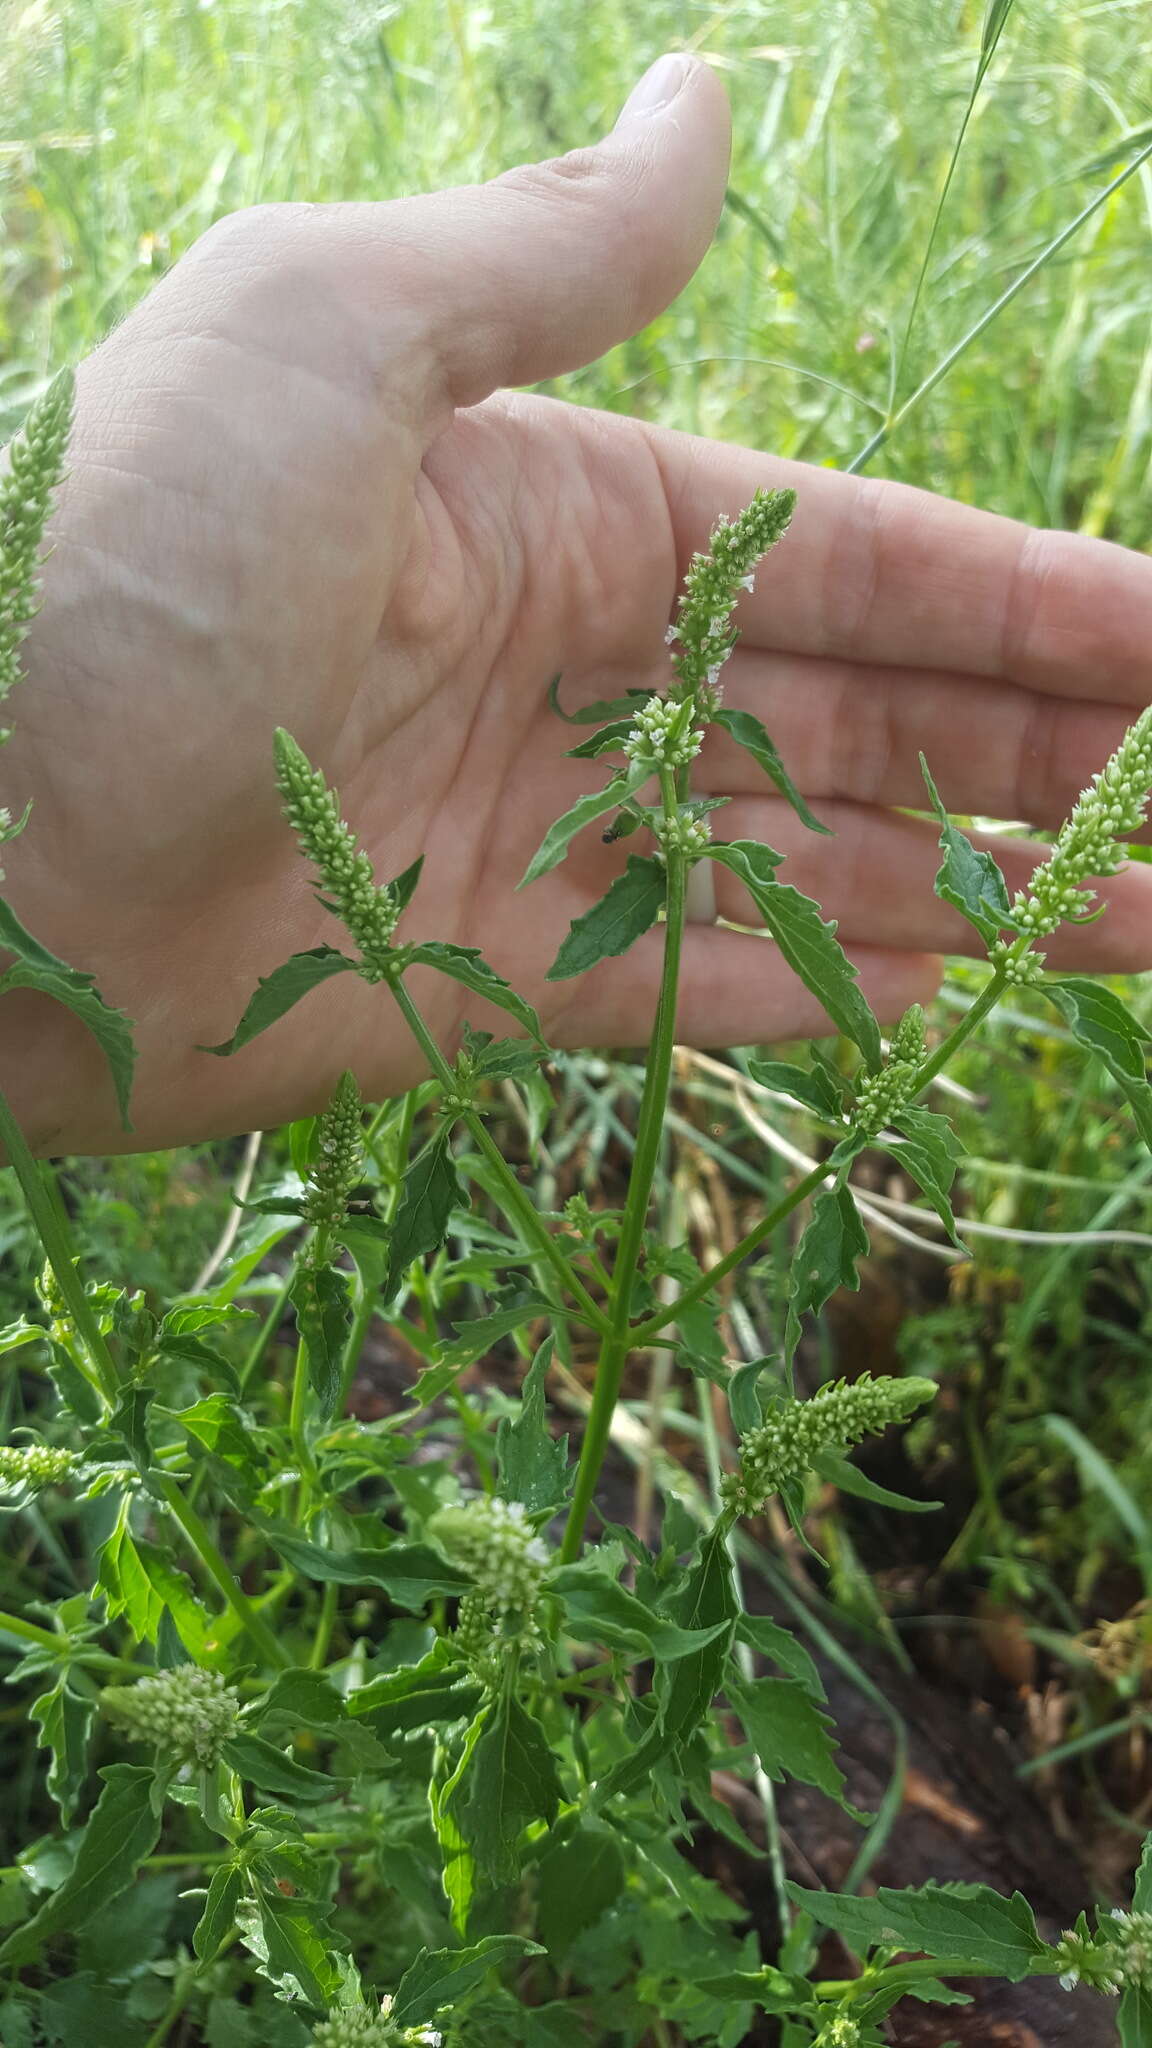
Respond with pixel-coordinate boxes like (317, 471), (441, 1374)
(156, 1475), (289, 1670)
(560, 812), (688, 1563)
(309, 1580), (338, 1671)
(387, 974), (608, 1333)
(0, 1609), (142, 1678)
(633, 964), (1014, 1347)
(0, 1084), (119, 1406)
(631, 1160), (827, 1348)
(337, 1088), (416, 1407)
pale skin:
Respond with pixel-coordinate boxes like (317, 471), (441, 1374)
(3, 52), (1152, 1155)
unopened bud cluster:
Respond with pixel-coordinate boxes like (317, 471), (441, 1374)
(274, 731), (401, 977)
(853, 1008), (927, 1132)
(303, 1070), (364, 1231)
(722, 1374), (937, 1516)
(101, 1664), (241, 1767)
(654, 812), (711, 858)
(312, 2001), (440, 2048)
(851, 1055), (919, 1137)
(430, 1496), (549, 1678)
(1056, 1909), (1152, 1995)
(666, 487), (795, 707)
(988, 938), (1046, 987)
(622, 695), (703, 770)
(0, 1443), (77, 1490)
(812, 2015), (860, 2047)
(1010, 706), (1152, 946)
(0, 369), (73, 717)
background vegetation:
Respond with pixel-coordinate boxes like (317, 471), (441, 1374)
(5, 0), (1152, 1960)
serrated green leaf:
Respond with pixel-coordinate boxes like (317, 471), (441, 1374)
(347, 1642), (480, 1741)
(1046, 978), (1152, 1149)
(0, 956), (136, 1130)
(746, 1058), (844, 1118)
(787, 1185), (868, 1359)
(222, 1733), (343, 1805)
(404, 942), (544, 1046)
(262, 1526), (470, 1607)
(519, 761), (653, 886)
(728, 1357), (774, 1437)
(546, 856), (666, 981)
(289, 1263), (352, 1420)
(173, 1394), (265, 1480)
(536, 1825), (626, 1957)
(729, 1675), (846, 1801)
(440, 1298), (553, 1371)
(201, 947), (358, 1057)
(735, 1614), (826, 1698)
(253, 1667), (344, 1731)
(194, 1862), (245, 1962)
(785, 1878), (1047, 1979)
(392, 1935), (544, 2028)
(468, 1035), (546, 1082)
(656, 1525), (739, 1743)
(386, 1133), (466, 1297)
(243, 1883), (343, 2009)
(31, 1677), (94, 1824)
(430, 1711), (486, 1934)
(0, 1765), (161, 1967)
(451, 1694), (564, 1887)
(552, 1561), (732, 1663)
(708, 851), (881, 1066)
(497, 1338), (570, 1514)
(337, 1215), (391, 1293)
(96, 1497), (168, 1643)
(712, 706), (829, 834)
(888, 1104), (966, 1248)
(920, 757), (1013, 944)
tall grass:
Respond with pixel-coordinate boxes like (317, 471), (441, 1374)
(3, 0), (1152, 539)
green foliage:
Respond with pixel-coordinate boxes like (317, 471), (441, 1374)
(6, 20), (1152, 2038)
(546, 857), (666, 981)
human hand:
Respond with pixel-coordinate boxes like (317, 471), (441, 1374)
(4, 52), (1151, 1154)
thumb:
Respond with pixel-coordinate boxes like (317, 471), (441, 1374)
(130, 57), (729, 418)
(369, 53), (732, 409)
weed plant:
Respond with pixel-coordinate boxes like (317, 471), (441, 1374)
(6, 2), (1152, 2044)
(1, 355), (1152, 2041)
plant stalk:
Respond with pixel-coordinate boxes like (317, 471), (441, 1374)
(156, 1475), (289, 1669)
(387, 973), (608, 1333)
(0, 1083), (119, 1406)
(561, 805), (688, 1563)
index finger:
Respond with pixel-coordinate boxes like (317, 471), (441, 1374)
(643, 423), (1152, 705)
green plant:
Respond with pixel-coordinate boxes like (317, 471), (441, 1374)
(3, 383), (1152, 2047)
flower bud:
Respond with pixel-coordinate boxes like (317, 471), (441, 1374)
(100, 1663), (241, 1767)
(0, 1443), (77, 1492)
(303, 1070), (365, 1232)
(723, 1374), (937, 1516)
(273, 731), (402, 978)
(0, 369), (73, 720)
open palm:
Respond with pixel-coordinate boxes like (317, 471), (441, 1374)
(4, 53), (1151, 1154)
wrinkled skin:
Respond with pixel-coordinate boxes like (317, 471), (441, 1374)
(2, 54), (1151, 1153)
